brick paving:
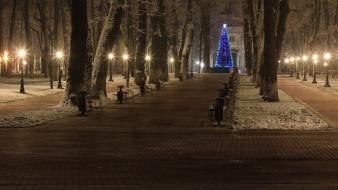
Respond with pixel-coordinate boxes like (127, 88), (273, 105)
(1, 74), (338, 189)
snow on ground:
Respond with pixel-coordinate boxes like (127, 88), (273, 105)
(0, 77), (64, 103)
(0, 74), (179, 128)
(233, 76), (328, 130)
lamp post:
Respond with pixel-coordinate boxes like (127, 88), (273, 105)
(123, 53), (129, 86)
(200, 62), (205, 71)
(169, 57), (174, 73)
(145, 54), (151, 78)
(55, 50), (64, 89)
(312, 54), (318, 84)
(108, 53), (114, 81)
(296, 57), (300, 79)
(284, 58), (290, 77)
(324, 52), (332, 87)
(17, 49), (27, 94)
(290, 57), (295, 77)
(302, 55), (308, 81)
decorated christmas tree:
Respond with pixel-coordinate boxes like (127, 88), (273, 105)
(215, 24), (233, 69)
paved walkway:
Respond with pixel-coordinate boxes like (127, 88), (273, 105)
(279, 77), (338, 128)
(2, 74), (338, 189)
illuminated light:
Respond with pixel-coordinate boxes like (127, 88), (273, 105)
(17, 49), (27, 58)
(55, 51), (64, 59)
(290, 57), (295, 62)
(123, 53), (129, 61)
(169, 58), (174, 63)
(312, 54), (318, 60)
(196, 61), (200, 65)
(201, 62), (205, 69)
(215, 24), (233, 68)
(284, 58), (289, 63)
(22, 60), (27, 65)
(313, 59), (318, 64)
(296, 57), (300, 61)
(3, 51), (9, 62)
(324, 52), (332, 60)
(302, 55), (308, 61)
(107, 53), (114, 60)
(145, 55), (151, 61)
(324, 62), (328, 67)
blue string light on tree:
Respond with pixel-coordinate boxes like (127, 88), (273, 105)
(215, 24), (233, 69)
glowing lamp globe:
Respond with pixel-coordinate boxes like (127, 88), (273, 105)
(3, 51), (9, 62)
(312, 54), (318, 60)
(108, 53), (114, 60)
(17, 49), (27, 58)
(145, 55), (151, 61)
(324, 53), (332, 60)
(55, 51), (64, 59)
(302, 55), (308, 61)
(123, 54), (129, 61)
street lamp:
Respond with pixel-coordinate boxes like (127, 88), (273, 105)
(17, 49), (27, 93)
(324, 52), (332, 87)
(290, 57), (295, 77)
(55, 50), (64, 89)
(200, 62), (205, 70)
(123, 53), (129, 83)
(108, 53), (115, 81)
(145, 54), (152, 77)
(169, 57), (174, 73)
(302, 55), (308, 81)
(145, 55), (151, 62)
(312, 58), (318, 84)
(284, 58), (290, 77)
(296, 57), (301, 79)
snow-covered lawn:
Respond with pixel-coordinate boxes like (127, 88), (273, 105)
(0, 74), (179, 128)
(233, 76), (328, 130)
(0, 77), (64, 103)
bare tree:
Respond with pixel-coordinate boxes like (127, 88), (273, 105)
(261, 0), (289, 102)
(64, 0), (90, 105)
(180, 0), (194, 79)
(134, 0), (148, 85)
(149, 0), (168, 83)
(91, 0), (124, 100)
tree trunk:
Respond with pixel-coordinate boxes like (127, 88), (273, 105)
(91, 0), (124, 100)
(242, 0), (253, 76)
(38, 0), (51, 80)
(64, 0), (89, 105)
(149, 0), (168, 83)
(52, 0), (60, 82)
(61, 0), (70, 80)
(7, 0), (17, 77)
(0, 0), (5, 76)
(200, 1), (210, 71)
(169, 0), (180, 78)
(24, 0), (34, 77)
(134, 0), (148, 85)
(262, 0), (289, 102)
(180, 0), (194, 79)
(247, 0), (264, 84)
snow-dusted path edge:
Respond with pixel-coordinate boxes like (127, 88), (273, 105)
(0, 79), (178, 128)
(233, 76), (329, 130)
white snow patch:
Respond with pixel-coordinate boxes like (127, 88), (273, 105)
(233, 77), (329, 130)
